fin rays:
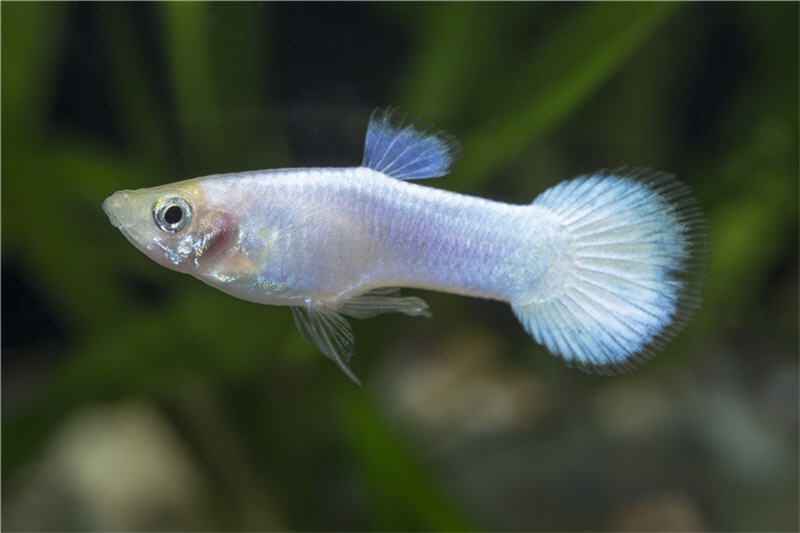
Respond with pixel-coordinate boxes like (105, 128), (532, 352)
(339, 288), (431, 319)
(290, 289), (431, 384)
(515, 169), (706, 371)
(361, 108), (460, 180)
(291, 305), (361, 385)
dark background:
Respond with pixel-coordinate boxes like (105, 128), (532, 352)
(2, 3), (798, 531)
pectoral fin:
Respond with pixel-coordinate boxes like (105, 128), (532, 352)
(290, 304), (361, 385)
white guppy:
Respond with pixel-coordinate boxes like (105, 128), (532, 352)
(103, 108), (705, 384)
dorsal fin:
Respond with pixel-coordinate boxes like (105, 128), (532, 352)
(361, 107), (460, 180)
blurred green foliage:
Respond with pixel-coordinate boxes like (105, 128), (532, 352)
(2, 3), (797, 531)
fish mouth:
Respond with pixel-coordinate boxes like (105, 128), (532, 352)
(102, 191), (131, 229)
(103, 197), (156, 270)
(102, 191), (143, 248)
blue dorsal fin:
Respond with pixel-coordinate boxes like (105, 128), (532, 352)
(361, 107), (460, 180)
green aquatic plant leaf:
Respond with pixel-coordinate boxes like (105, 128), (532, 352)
(455, 3), (679, 188)
(398, 3), (521, 124)
(341, 388), (476, 530)
(98, 4), (171, 169)
(1, 3), (67, 136)
(161, 3), (222, 168)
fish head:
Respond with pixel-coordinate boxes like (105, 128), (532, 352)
(102, 182), (237, 273)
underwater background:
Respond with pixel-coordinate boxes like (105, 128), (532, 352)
(2, 3), (797, 531)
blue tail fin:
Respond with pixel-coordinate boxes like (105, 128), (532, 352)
(512, 169), (706, 372)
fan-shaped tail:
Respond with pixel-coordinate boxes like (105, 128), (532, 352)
(512, 169), (706, 371)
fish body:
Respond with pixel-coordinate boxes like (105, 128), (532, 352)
(103, 109), (705, 383)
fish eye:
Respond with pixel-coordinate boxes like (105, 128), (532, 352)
(153, 196), (192, 233)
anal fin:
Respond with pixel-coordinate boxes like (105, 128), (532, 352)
(339, 288), (431, 319)
(289, 289), (431, 384)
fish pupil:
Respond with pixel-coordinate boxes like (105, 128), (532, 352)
(153, 196), (191, 233)
(164, 205), (183, 224)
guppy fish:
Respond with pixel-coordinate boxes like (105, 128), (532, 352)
(103, 108), (705, 384)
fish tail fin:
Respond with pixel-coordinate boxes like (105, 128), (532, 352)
(511, 169), (706, 372)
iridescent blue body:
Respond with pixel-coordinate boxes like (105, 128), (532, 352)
(103, 109), (705, 383)
(191, 167), (554, 304)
